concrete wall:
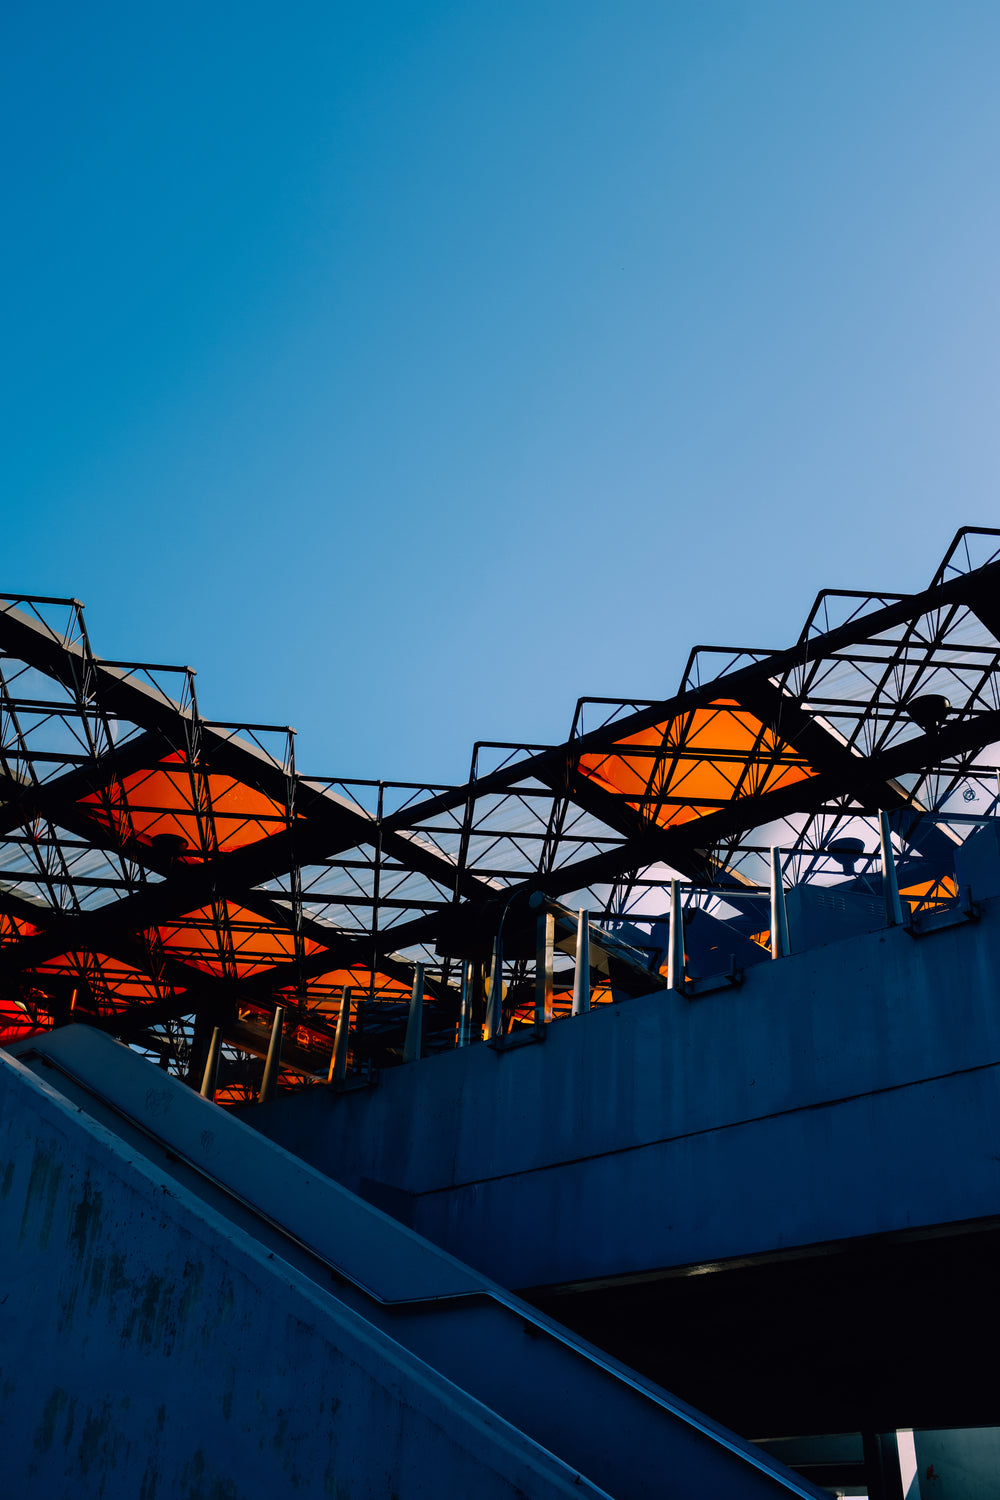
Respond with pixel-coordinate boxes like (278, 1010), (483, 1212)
(912, 1428), (1000, 1498)
(0, 1049), (613, 1499)
(247, 896), (1000, 1289)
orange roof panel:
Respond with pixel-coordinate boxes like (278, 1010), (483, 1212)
(32, 950), (174, 1005)
(152, 901), (324, 980)
(79, 751), (289, 859)
(0, 914), (42, 945)
(579, 700), (816, 830)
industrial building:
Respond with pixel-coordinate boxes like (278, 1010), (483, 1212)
(3, 527), (1000, 1496)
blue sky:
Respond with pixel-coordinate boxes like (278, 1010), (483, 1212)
(4, 2), (1000, 784)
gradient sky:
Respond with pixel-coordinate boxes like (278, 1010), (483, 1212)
(4, 2), (1000, 785)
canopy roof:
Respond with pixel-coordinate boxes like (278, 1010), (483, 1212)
(2, 526), (999, 1094)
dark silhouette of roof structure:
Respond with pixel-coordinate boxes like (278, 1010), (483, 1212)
(2, 526), (999, 1096)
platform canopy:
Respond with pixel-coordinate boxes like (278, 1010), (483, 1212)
(2, 526), (1000, 1095)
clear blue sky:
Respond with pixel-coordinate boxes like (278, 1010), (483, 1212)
(4, 2), (1000, 784)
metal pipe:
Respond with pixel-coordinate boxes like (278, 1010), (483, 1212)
(486, 889), (532, 1041)
(770, 847), (791, 958)
(534, 912), (555, 1026)
(471, 959), (485, 1041)
(329, 986), (352, 1083)
(879, 810), (905, 926)
(485, 936), (501, 1040)
(258, 1005), (285, 1104)
(668, 880), (685, 993)
(403, 963), (424, 1063)
(199, 1026), (222, 1101)
(186, 1010), (215, 1087)
(572, 909), (591, 1015)
(861, 1430), (905, 1500)
(458, 961), (472, 1047)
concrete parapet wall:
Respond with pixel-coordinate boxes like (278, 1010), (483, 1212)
(248, 896), (1000, 1288)
(0, 1049), (611, 1499)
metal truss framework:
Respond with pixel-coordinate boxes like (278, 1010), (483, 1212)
(2, 527), (1000, 1097)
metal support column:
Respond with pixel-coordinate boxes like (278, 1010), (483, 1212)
(258, 1005), (285, 1104)
(186, 1009), (215, 1088)
(572, 909), (591, 1015)
(770, 847), (791, 958)
(861, 1430), (905, 1500)
(199, 1027), (222, 1101)
(879, 810), (905, 927)
(403, 963), (424, 1063)
(471, 959), (485, 1040)
(534, 911), (554, 1026)
(329, 985), (352, 1084)
(486, 937), (502, 1041)
(458, 961), (472, 1047)
(668, 880), (686, 993)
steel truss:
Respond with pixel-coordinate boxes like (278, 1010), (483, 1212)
(2, 528), (999, 1096)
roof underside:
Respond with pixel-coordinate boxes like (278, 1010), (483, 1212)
(3, 526), (1000, 1096)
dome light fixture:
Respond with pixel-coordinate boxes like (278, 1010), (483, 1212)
(906, 693), (951, 733)
(826, 836), (866, 874)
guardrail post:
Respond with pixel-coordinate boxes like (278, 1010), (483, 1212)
(403, 963), (425, 1062)
(485, 936), (503, 1041)
(199, 1026), (222, 1101)
(770, 848), (791, 958)
(668, 880), (686, 993)
(458, 961), (472, 1047)
(572, 909), (591, 1015)
(329, 985), (352, 1083)
(534, 911), (555, 1025)
(879, 810), (905, 926)
(258, 1005), (285, 1104)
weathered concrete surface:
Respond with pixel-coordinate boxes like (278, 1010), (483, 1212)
(246, 895), (1000, 1290)
(912, 1427), (1000, 1498)
(0, 1034), (823, 1499)
(0, 1048), (614, 1500)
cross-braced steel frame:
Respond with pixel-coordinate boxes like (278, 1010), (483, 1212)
(1, 527), (999, 1096)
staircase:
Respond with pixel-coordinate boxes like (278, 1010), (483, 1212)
(0, 1026), (824, 1499)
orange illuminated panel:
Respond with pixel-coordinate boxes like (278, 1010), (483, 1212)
(900, 874), (958, 917)
(292, 967), (410, 996)
(0, 914), (42, 945)
(214, 1084), (251, 1105)
(508, 984), (614, 1027)
(0, 997), (39, 1041)
(579, 700), (815, 830)
(282, 967), (411, 1016)
(79, 751), (289, 859)
(238, 1000), (339, 1051)
(153, 902), (324, 979)
(32, 950), (172, 1008)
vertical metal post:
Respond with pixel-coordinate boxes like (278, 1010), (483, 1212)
(199, 1026), (222, 1101)
(403, 963), (424, 1063)
(668, 880), (685, 993)
(879, 810), (905, 927)
(572, 909), (591, 1015)
(534, 911), (555, 1026)
(485, 935), (502, 1041)
(471, 959), (485, 1040)
(770, 847), (791, 958)
(258, 1005), (285, 1104)
(329, 986), (352, 1084)
(187, 1009), (215, 1087)
(862, 1430), (905, 1500)
(458, 962), (472, 1047)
